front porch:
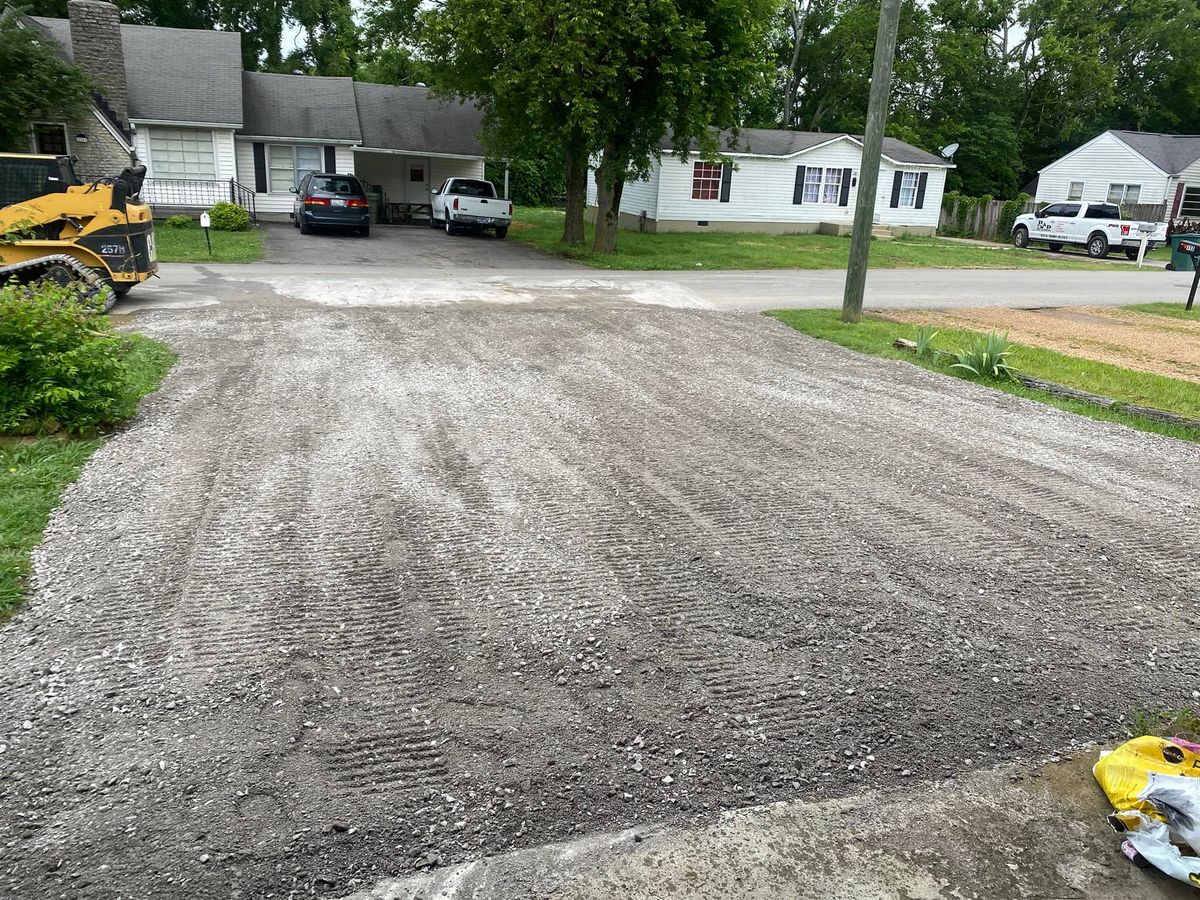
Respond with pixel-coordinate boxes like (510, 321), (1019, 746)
(141, 177), (258, 223)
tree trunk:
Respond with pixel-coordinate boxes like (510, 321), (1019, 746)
(592, 149), (625, 254)
(561, 137), (587, 246)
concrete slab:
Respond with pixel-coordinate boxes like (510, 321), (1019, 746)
(340, 751), (1196, 900)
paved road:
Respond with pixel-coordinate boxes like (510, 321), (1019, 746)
(1, 294), (1196, 899)
(121, 258), (1194, 314)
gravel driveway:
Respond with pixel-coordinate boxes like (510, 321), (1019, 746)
(1, 301), (1197, 899)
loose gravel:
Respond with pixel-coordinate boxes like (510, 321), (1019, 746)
(0, 302), (1197, 899)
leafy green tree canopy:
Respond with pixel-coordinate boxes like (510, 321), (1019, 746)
(0, 8), (92, 153)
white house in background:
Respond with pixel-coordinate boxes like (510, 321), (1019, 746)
(587, 129), (953, 235)
(24, 0), (488, 221)
(1035, 130), (1200, 220)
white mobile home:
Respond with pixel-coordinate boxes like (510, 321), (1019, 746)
(1036, 130), (1200, 220)
(587, 129), (953, 235)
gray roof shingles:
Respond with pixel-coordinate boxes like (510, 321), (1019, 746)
(30, 16), (243, 125)
(353, 83), (484, 157)
(240, 72), (361, 141)
(664, 127), (948, 166)
(1110, 130), (1200, 175)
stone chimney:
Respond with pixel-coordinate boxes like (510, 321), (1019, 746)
(67, 0), (128, 126)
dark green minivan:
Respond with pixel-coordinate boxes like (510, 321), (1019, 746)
(292, 173), (371, 237)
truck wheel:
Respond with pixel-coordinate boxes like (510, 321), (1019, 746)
(1086, 232), (1109, 259)
(1124, 248), (1139, 260)
(1013, 226), (1029, 249)
(495, 226), (508, 240)
(445, 217), (457, 236)
(1048, 242), (1063, 252)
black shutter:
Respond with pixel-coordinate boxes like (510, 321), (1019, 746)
(889, 171), (903, 208)
(793, 166), (807, 204)
(252, 142), (267, 193)
(839, 167), (852, 206)
(719, 163), (733, 202)
(324, 145), (336, 173)
(915, 172), (928, 209)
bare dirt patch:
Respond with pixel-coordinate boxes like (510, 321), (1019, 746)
(0, 304), (1196, 899)
(882, 305), (1200, 383)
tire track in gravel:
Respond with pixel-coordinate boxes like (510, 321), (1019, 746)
(0, 302), (1196, 900)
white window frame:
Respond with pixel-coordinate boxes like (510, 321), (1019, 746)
(897, 171), (920, 208)
(1107, 182), (1141, 204)
(802, 167), (845, 205)
(268, 144), (324, 194)
(1067, 181), (1085, 201)
(691, 161), (722, 201)
(147, 127), (216, 180)
(1181, 185), (1200, 218)
(31, 122), (69, 156)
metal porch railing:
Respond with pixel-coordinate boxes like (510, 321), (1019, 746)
(141, 177), (258, 223)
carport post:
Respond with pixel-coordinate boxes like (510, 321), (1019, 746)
(841, 0), (902, 323)
(504, 161), (510, 200)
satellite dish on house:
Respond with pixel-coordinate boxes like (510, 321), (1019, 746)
(940, 143), (960, 159)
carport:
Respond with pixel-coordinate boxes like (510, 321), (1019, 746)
(351, 82), (502, 225)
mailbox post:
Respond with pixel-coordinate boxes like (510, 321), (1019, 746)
(199, 210), (212, 257)
(1181, 238), (1200, 311)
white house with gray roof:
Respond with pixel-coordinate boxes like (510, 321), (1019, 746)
(587, 129), (953, 235)
(21, 0), (488, 222)
(1035, 130), (1200, 221)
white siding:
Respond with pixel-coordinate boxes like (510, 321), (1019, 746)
(597, 137), (944, 230)
(214, 130), (237, 180)
(877, 162), (947, 227)
(588, 168), (660, 218)
(1037, 132), (1170, 205)
(234, 138), (358, 216)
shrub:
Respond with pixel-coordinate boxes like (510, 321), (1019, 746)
(913, 325), (939, 357)
(162, 214), (194, 229)
(0, 281), (135, 434)
(950, 331), (1017, 381)
(207, 201), (249, 232)
(998, 193), (1032, 238)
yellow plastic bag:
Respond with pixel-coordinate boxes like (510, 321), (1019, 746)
(1094, 735), (1200, 888)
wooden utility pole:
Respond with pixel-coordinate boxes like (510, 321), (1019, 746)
(841, 0), (902, 323)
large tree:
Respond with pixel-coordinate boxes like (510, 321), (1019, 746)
(0, 8), (93, 153)
(424, 0), (620, 246)
(588, 0), (776, 252)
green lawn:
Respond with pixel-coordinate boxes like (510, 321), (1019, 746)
(154, 224), (264, 263)
(1120, 301), (1200, 321)
(767, 309), (1200, 443)
(1, 334), (175, 619)
(510, 208), (1104, 271)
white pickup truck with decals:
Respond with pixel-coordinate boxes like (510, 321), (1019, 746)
(1011, 201), (1166, 260)
(430, 177), (512, 239)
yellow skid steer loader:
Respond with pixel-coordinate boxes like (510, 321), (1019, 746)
(0, 153), (157, 311)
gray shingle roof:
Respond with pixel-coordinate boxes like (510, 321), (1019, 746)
(1110, 130), (1200, 175)
(664, 127), (948, 166)
(29, 16), (243, 125)
(240, 72), (361, 141)
(353, 83), (484, 157)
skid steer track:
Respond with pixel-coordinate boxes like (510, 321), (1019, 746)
(1, 253), (118, 312)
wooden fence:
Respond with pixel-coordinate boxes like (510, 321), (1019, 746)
(939, 197), (1170, 242)
(938, 198), (1036, 241)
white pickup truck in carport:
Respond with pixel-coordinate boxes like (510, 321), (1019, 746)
(1011, 201), (1166, 259)
(431, 177), (512, 239)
